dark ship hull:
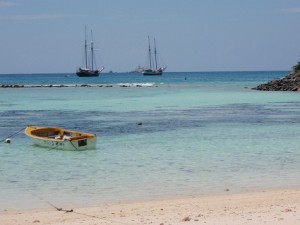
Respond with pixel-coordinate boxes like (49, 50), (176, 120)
(76, 68), (99, 77)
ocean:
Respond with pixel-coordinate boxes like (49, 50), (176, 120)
(1, 71), (300, 210)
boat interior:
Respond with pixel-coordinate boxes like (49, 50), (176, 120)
(30, 127), (89, 140)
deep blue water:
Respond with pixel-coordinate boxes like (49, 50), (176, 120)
(0, 71), (286, 85)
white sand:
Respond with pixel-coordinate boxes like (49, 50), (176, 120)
(1, 189), (299, 225)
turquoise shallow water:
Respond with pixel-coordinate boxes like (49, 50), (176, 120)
(0, 71), (300, 210)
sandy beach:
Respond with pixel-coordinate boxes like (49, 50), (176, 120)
(1, 189), (299, 225)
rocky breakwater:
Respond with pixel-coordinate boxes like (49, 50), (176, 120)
(253, 71), (300, 91)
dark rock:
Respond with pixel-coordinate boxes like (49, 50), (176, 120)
(253, 72), (300, 91)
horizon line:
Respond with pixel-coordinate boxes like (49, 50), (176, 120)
(0, 70), (290, 75)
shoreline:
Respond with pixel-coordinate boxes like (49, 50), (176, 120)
(1, 188), (299, 225)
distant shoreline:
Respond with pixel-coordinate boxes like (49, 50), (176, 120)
(0, 70), (289, 76)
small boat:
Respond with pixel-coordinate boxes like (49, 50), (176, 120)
(142, 36), (166, 76)
(25, 125), (96, 150)
(76, 26), (104, 77)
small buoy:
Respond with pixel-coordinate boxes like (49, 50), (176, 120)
(4, 138), (11, 144)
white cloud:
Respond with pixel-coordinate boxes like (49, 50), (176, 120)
(0, 1), (16, 8)
(0, 13), (84, 21)
(280, 7), (300, 14)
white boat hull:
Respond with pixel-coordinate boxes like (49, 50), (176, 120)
(29, 136), (96, 150)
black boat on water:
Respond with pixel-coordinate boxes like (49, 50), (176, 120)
(77, 27), (104, 77)
(142, 36), (166, 76)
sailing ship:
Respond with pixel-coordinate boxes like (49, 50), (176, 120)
(142, 36), (166, 76)
(76, 27), (104, 77)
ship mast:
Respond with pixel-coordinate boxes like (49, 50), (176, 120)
(154, 38), (158, 70)
(148, 36), (152, 68)
(84, 26), (88, 69)
(91, 30), (94, 71)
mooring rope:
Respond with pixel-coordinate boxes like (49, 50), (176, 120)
(0, 168), (73, 213)
(21, 184), (133, 224)
(20, 185), (73, 212)
(0, 127), (25, 143)
(22, 185), (133, 224)
(1, 128), (131, 224)
(69, 140), (79, 150)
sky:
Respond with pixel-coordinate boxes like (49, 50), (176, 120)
(1, 0), (300, 73)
